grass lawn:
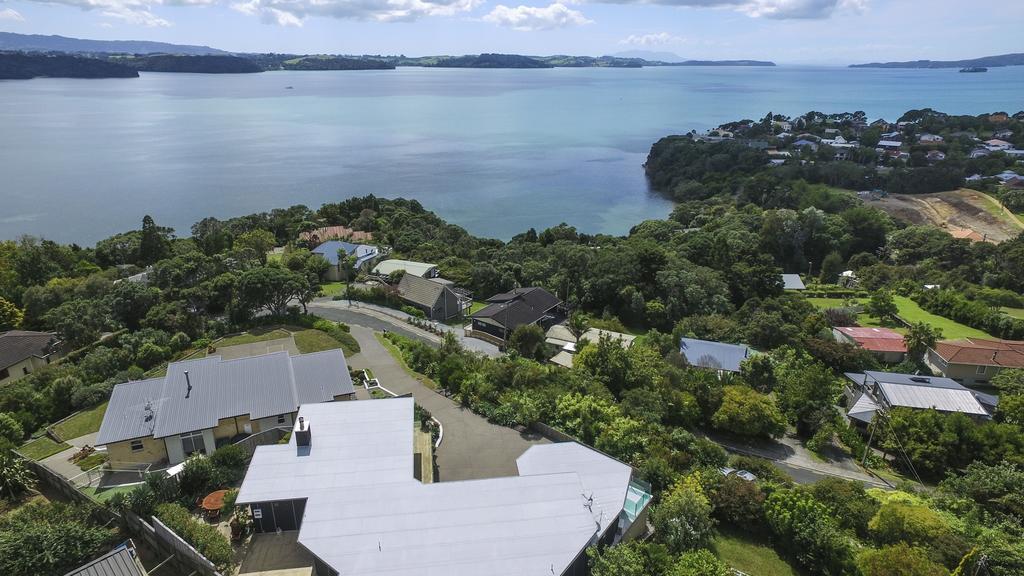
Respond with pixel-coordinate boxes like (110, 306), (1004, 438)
(292, 328), (361, 357)
(469, 301), (488, 314)
(321, 282), (347, 297)
(1002, 307), (1024, 320)
(806, 296), (990, 339)
(215, 328), (292, 348)
(375, 333), (438, 390)
(19, 436), (70, 461)
(714, 529), (797, 576)
(52, 401), (108, 441)
(75, 452), (108, 471)
(81, 484), (139, 503)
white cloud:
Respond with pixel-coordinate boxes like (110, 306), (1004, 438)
(484, 2), (592, 31)
(592, 0), (867, 20)
(0, 7), (24, 20)
(618, 32), (687, 45)
(230, 0), (482, 25)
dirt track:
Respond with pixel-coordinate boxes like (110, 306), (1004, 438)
(868, 189), (1023, 243)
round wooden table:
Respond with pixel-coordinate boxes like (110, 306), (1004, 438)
(201, 489), (229, 513)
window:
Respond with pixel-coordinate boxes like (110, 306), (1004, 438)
(0, 368), (8, 380)
(180, 431), (207, 456)
(277, 414), (287, 425)
(976, 365), (987, 375)
(130, 439), (144, 453)
(22, 367), (30, 375)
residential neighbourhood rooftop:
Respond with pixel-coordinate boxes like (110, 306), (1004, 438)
(311, 240), (379, 268)
(299, 225), (373, 244)
(97, 350), (354, 445)
(834, 326), (907, 353)
(0, 330), (62, 370)
(237, 399), (637, 576)
(472, 287), (562, 333)
(780, 273), (806, 290)
(845, 371), (991, 423)
(931, 338), (1024, 367)
(65, 542), (148, 576)
(679, 337), (756, 373)
(372, 259), (438, 278)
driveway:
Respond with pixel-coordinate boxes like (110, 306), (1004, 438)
(40, 446), (85, 482)
(345, 325), (547, 481)
(309, 300), (500, 357)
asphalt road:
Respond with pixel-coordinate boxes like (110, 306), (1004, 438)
(308, 304), (437, 347)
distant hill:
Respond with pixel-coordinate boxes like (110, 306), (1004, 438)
(0, 32), (227, 56)
(850, 53), (1024, 69)
(613, 50), (685, 63)
(254, 54), (395, 71)
(128, 55), (262, 74)
(661, 60), (775, 67)
(0, 52), (138, 79)
(539, 55), (643, 68)
(422, 54), (553, 69)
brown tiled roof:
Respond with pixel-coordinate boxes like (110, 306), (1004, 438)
(0, 330), (61, 370)
(932, 338), (1024, 368)
(300, 226), (373, 244)
(836, 327), (908, 353)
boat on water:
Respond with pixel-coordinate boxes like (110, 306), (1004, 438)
(959, 67), (988, 73)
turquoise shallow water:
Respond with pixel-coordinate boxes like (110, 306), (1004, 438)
(2, 65), (1023, 243)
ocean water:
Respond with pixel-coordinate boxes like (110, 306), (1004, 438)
(2, 65), (1023, 244)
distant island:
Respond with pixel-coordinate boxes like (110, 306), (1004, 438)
(0, 52), (138, 79)
(850, 52), (1024, 69)
(127, 54), (263, 74)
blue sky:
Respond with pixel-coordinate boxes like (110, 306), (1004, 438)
(1, 0), (1022, 64)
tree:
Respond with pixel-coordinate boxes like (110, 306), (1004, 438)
(651, 474), (716, 553)
(567, 312), (589, 341)
(507, 324), (546, 361)
(774, 348), (842, 436)
(869, 502), (968, 567)
(235, 266), (305, 317)
(809, 477), (879, 538)
(0, 413), (24, 445)
(43, 298), (111, 347)
(765, 488), (853, 575)
(711, 385), (787, 438)
(903, 321), (942, 362)
(0, 450), (34, 500)
(708, 473), (765, 530)
(740, 354), (776, 393)
(138, 215), (171, 265)
(992, 369), (1024, 424)
(819, 251), (844, 284)
(107, 281), (160, 331)
(866, 290), (899, 323)
(668, 550), (730, 576)
(234, 229), (276, 264)
(0, 297), (22, 331)
(0, 501), (115, 575)
(588, 541), (647, 576)
(857, 543), (948, 576)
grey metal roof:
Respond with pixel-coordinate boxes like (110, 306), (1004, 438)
(847, 371), (990, 417)
(781, 273), (806, 290)
(397, 274), (446, 308)
(98, 350), (354, 445)
(238, 400), (633, 576)
(679, 337), (756, 372)
(65, 543), (147, 576)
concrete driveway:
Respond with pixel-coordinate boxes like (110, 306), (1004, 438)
(345, 325), (547, 481)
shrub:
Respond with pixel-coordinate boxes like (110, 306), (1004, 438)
(178, 455), (215, 498)
(0, 449), (35, 499)
(764, 487), (853, 575)
(711, 385), (787, 438)
(0, 413), (24, 444)
(155, 503), (234, 570)
(651, 474), (716, 553)
(857, 543), (948, 576)
(669, 549), (730, 576)
(810, 477), (880, 538)
(210, 444), (247, 485)
(169, 332), (191, 352)
(708, 474), (765, 530)
(71, 384), (108, 409)
(134, 342), (169, 369)
(401, 305), (426, 318)
(222, 488), (239, 517)
(0, 501), (115, 576)
(869, 502), (967, 567)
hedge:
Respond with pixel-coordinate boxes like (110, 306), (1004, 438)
(154, 503), (234, 570)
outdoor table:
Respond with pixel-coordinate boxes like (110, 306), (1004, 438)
(201, 489), (229, 513)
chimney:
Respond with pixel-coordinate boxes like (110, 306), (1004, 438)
(184, 370), (192, 399)
(295, 416), (312, 450)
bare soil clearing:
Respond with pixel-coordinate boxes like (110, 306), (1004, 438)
(868, 188), (1023, 243)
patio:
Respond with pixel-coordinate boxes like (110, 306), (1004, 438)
(238, 532), (314, 576)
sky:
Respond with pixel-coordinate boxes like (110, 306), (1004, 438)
(1, 0), (1022, 64)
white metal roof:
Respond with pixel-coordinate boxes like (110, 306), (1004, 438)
(237, 400), (633, 576)
(372, 259), (438, 278)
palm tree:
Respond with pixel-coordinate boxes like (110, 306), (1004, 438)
(904, 322), (942, 362)
(567, 312), (589, 342)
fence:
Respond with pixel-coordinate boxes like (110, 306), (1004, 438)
(232, 426), (291, 460)
(152, 516), (221, 575)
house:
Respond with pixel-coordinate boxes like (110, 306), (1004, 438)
(0, 330), (64, 386)
(679, 337), (756, 374)
(791, 139), (818, 151)
(988, 113), (1010, 123)
(1005, 176), (1024, 189)
(966, 174), (984, 182)
(470, 287), (564, 344)
(772, 120), (792, 132)
(545, 324), (636, 369)
(95, 350), (355, 466)
(396, 274), (469, 321)
(993, 129), (1014, 139)
(822, 135), (856, 148)
(300, 225), (373, 244)
(311, 241), (381, 282)
(926, 150), (947, 163)
(833, 327), (907, 363)
(838, 269), (858, 288)
(781, 273), (805, 290)
(66, 541), (148, 576)
(919, 133), (944, 143)
(372, 259), (439, 279)
(876, 140), (903, 150)
(949, 226), (986, 242)
(927, 338), (1024, 386)
(113, 267), (152, 286)
(845, 371), (993, 426)
(970, 147), (991, 159)
(996, 170), (1021, 183)
(870, 118), (891, 130)
(236, 399), (651, 576)
(985, 139), (1013, 151)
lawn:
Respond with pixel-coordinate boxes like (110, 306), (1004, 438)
(713, 529), (797, 576)
(18, 436), (70, 461)
(321, 282), (347, 297)
(215, 328), (292, 348)
(1002, 307), (1024, 320)
(375, 333), (438, 390)
(806, 296), (991, 339)
(75, 452), (108, 471)
(469, 301), (488, 314)
(52, 401), (108, 441)
(292, 328), (360, 357)
(81, 484), (138, 503)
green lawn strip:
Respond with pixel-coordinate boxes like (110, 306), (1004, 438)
(80, 484), (138, 503)
(291, 328), (357, 357)
(468, 301), (488, 314)
(52, 401), (108, 441)
(215, 328), (292, 348)
(321, 282), (348, 297)
(713, 528), (797, 576)
(1001, 307), (1024, 320)
(75, 452), (109, 471)
(19, 436), (71, 460)
(891, 296), (992, 339)
(374, 333), (438, 390)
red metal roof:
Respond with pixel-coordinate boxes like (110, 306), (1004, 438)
(932, 338), (1024, 368)
(835, 327), (907, 353)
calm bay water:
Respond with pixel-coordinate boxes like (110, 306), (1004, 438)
(2, 65), (1023, 244)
